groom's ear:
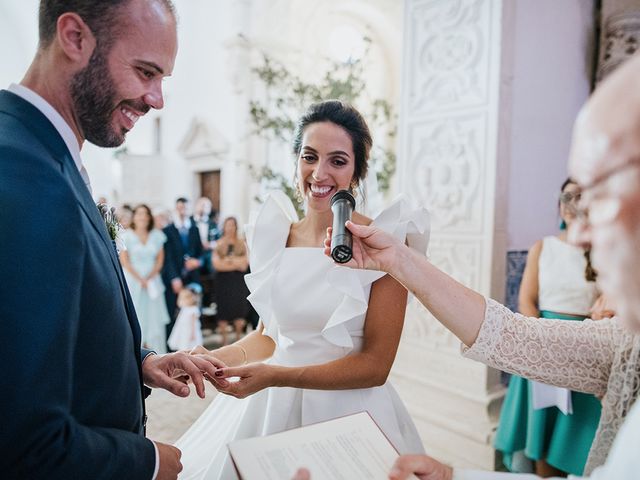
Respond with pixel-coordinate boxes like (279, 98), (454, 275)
(54, 12), (97, 68)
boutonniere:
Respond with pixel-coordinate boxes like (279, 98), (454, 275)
(97, 203), (125, 253)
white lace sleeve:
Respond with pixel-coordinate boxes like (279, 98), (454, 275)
(462, 298), (623, 397)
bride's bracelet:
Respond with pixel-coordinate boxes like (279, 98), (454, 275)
(231, 344), (248, 365)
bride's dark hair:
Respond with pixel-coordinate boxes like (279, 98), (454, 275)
(292, 100), (372, 186)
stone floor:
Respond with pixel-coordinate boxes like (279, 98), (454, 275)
(145, 326), (251, 444)
(146, 322), (263, 444)
(145, 329), (222, 444)
(146, 384), (218, 444)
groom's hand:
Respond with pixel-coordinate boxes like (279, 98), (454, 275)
(142, 352), (226, 398)
(155, 441), (182, 480)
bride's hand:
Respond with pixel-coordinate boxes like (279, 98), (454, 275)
(176, 346), (230, 390)
(189, 345), (210, 355)
(212, 363), (278, 399)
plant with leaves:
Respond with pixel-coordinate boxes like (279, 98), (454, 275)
(97, 203), (121, 241)
(248, 39), (397, 213)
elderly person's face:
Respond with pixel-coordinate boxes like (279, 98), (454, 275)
(568, 55), (640, 332)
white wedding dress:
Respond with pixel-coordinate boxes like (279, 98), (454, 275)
(176, 191), (430, 479)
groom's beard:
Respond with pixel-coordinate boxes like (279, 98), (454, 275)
(70, 46), (149, 148)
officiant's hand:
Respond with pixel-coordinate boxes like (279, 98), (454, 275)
(388, 455), (453, 480)
(142, 352), (226, 399)
(292, 468), (310, 480)
(212, 363), (278, 399)
(324, 222), (401, 273)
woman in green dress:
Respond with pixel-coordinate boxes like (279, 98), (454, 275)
(495, 179), (604, 477)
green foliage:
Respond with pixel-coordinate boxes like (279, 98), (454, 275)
(248, 164), (304, 218)
(96, 203), (121, 241)
(248, 40), (397, 205)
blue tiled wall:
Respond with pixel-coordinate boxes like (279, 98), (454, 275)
(505, 250), (528, 313)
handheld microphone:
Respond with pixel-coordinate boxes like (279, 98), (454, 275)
(330, 190), (356, 263)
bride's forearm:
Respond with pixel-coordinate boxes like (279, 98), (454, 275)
(272, 352), (390, 390)
(214, 329), (275, 367)
(393, 247), (486, 347)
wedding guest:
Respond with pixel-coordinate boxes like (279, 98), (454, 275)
(177, 100), (429, 479)
(326, 54), (640, 480)
(116, 203), (134, 229)
(154, 207), (173, 230)
(194, 196), (220, 250)
(495, 179), (601, 477)
(193, 197), (219, 308)
(162, 197), (204, 345)
(120, 204), (171, 353)
(168, 287), (203, 352)
(211, 216), (250, 345)
(0, 1), (224, 478)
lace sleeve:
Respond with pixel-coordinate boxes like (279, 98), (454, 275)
(462, 298), (623, 397)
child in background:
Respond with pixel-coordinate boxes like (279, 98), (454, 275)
(168, 287), (203, 351)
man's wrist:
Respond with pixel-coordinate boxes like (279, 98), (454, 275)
(142, 351), (158, 387)
(142, 351), (157, 366)
(150, 440), (160, 480)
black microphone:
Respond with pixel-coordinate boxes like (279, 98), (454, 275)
(330, 190), (356, 263)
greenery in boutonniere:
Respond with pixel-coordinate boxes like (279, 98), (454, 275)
(97, 203), (121, 241)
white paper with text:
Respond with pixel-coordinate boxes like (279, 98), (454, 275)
(228, 411), (418, 480)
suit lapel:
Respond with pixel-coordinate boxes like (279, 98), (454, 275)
(63, 157), (126, 286)
(0, 90), (144, 375)
(61, 157), (144, 355)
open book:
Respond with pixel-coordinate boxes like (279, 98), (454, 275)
(228, 411), (418, 480)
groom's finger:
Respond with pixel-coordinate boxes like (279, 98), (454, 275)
(184, 355), (230, 397)
(194, 354), (227, 370)
(189, 355), (230, 391)
(171, 354), (210, 398)
(214, 365), (247, 379)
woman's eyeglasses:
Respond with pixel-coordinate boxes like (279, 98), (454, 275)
(559, 191), (581, 204)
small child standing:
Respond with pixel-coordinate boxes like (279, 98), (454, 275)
(168, 287), (203, 351)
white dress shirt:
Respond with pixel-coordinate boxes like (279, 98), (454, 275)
(6, 83), (159, 480)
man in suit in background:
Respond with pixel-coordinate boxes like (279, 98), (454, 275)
(0, 1), (223, 478)
(162, 197), (205, 345)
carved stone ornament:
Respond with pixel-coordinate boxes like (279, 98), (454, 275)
(597, 11), (640, 82)
(408, 115), (483, 230)
(408, 0), (490, 114)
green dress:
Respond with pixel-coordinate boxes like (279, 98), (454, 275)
(494, 311), (602, 475)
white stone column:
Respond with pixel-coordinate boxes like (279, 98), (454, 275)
(391, 0), (510, 469)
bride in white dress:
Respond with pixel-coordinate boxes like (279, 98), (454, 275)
(176, 100), (429, 479)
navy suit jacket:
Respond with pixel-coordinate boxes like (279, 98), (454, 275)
(161, 221), (203, 285)
(0, 90), (155, 478)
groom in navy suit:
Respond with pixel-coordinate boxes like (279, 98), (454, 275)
(0, 1), (224, 479)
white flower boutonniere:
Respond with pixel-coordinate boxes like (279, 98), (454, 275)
(97, 203), (126, 254)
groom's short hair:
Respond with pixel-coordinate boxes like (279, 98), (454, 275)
(38, 0), (176, 50)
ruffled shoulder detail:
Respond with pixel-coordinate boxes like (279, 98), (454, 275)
(244, 191), (298, 340)
(323, 195), (431, 349)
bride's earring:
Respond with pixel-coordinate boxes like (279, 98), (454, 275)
(294, 178), (304, 204)
(349, 180), (358, 198)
